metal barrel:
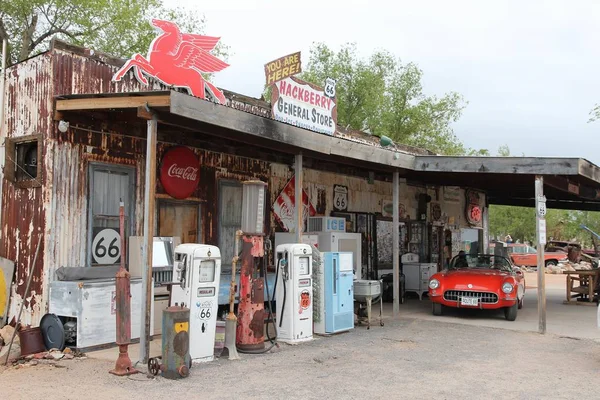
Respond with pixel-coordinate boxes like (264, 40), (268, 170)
(161, 306), (191, 380)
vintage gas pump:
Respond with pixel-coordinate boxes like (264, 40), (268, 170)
(170, 244), (221, 362)
(275, 243), (313, 344)
(236, 181), (268, 352)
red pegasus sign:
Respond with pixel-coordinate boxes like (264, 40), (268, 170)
(113, 19), (229, 104)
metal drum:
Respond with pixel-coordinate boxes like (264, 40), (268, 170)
(158, 306), (191, 379)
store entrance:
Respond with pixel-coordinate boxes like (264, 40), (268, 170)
(158, 201), (201, 243)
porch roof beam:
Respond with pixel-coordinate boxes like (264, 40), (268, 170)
(55, 94), (170, 111)
(168, 91), (416, 171)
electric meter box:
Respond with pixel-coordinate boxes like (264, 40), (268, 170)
(170, 244), (221, 363)
(275, 243), (313, 344)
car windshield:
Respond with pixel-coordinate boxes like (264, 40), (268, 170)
(449, 254), (513, 272)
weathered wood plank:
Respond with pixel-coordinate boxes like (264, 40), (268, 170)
(56, 95), (170, 111)
(415, 156), (580, 176)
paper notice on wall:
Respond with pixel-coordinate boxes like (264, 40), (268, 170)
(538, 219), (547, 245)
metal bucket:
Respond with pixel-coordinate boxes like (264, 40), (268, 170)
(19, 326), (46, 356)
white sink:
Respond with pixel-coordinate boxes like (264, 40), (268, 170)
(353, 279), (382, 303)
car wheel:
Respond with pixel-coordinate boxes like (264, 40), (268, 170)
(432, 302), (443, 316)
(518, 296), (524, 310)
(504, 302), (518, 321)
(545, 260), (557, 268)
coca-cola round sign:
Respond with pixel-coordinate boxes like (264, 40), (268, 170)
(159, 146), (200, 199)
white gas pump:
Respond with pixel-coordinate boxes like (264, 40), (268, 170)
(170, 244), (221, 362)
(275, 243), (313, 344)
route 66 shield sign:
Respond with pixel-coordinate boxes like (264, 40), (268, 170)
(324, 77), (336, 99)
(333, 184), (348, 211)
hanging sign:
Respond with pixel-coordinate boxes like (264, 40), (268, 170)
(382, 201), (407, 219)
(112, 19), (229, 104)
(443, 186), (461, 203)
(333, 184), (348, 211)
(264, 52), (302, 86)
(160, 146), (200, 199)
(465, 189), (482, 227)
(272, 175), (316, 232)
(271, 77), (337, 136)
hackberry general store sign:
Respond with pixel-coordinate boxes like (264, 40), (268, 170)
(271, 77), (337, 136)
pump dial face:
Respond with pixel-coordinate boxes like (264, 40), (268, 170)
(298, 257), (310, 275)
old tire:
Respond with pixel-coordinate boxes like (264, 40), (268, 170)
(432, 302), (443, 316)
(504, 302), (518, 321)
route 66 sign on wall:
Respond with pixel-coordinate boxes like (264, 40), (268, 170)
(333, 184), (348, 211)
(91, 228), (121, 265)
(324, 77), (336, 99)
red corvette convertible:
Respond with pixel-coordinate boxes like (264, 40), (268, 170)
(428, 253), (525, 321)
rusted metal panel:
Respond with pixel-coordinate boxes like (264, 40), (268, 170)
(1, 53), (53, 326)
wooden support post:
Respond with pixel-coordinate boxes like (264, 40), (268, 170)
(140, 115), (157, 364)
(535, 176), (547, 334)
(393, 171), (400, 318)
(0, 39), (7, 240)
(295, 153), (303, 243)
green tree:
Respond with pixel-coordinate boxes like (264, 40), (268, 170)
(298, 43), (468, 155)
(589, 104), (600, 123)
(0, 0), (227, 64)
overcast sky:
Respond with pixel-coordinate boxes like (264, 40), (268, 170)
(165, 0), (600, 163)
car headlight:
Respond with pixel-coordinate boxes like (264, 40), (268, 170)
(502, 282), (514, 293)
(429, 279), (440, 289)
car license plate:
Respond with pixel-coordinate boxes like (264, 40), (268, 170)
(460, 297), (478, 306)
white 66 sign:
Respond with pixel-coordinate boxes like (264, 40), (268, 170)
(324, 77), (336, 99)
(333, 184), (348, 211)
(91, 228), (121, 265)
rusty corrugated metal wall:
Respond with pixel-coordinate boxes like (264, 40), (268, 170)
(1, 53), (54, 325)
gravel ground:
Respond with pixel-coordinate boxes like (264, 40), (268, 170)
(1, 317), (599, 400)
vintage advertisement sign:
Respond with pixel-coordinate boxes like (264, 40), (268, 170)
(273, 176), (316, 232)
(112, 19), (229, 104)
(382, 200), (406, 219)
(333, 184), (348, 211)
(264, 52), (301, 86)
(465, 189), (483, 227)
(271, 77), (337, 135)
(160, 146), (200, 199)
(443, 186), (461, 203)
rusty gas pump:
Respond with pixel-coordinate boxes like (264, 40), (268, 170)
(235, 181), (269, 352)
(236, 235), (266, 351)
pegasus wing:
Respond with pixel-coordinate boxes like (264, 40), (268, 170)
(173, 43), (229, 72)
(181, 34), (221, 51)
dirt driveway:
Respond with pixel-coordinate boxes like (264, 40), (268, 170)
(2, 316), (599, 399)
